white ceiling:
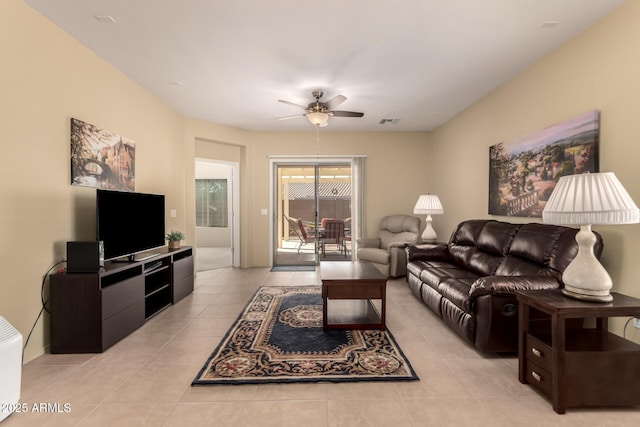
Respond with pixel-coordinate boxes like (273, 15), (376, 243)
(24, 0), (624, 132)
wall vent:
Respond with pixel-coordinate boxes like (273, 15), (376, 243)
(94, 15), (116, 23)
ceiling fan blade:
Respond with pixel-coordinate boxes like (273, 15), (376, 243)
(278, 99), (308, 110)
(277, 114), (306, 121)
(330, 110), (364, 118)
(325, 94), (347, 111)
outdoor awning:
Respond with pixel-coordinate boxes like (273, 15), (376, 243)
(282, 182), (351, 200)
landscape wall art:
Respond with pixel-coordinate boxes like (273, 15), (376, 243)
(488, 110), (599, 218)
(70, 118), (136, 191)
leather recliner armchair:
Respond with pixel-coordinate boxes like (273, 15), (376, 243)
(357, 214), (421, 278)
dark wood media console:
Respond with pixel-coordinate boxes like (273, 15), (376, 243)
(50, 246), (194, 353)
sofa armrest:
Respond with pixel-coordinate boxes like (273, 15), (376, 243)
(388, 246), (409, 278)
(405, 244), (450, 262)
(469, 275), (561, 299)
(388, 241), (409, 249)
(357, 237), (381, 248)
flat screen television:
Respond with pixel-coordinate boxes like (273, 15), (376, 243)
(96, 189), (165, 261)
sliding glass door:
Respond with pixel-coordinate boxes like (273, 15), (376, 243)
(317, 166), (352, 259)
(273, 162), (354, 267)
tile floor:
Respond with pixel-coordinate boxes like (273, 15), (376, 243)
(5, 267), (640, 426)
(195, 247), (233, 271)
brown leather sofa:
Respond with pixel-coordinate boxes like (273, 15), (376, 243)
(405, 219), (603, 353)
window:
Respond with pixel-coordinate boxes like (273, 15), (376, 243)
(195, 179), (228, 227)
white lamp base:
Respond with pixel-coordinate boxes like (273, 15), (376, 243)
(561, 224), (613, 303)
(421, 215), (438, 242)
(561, 287), (612, 303)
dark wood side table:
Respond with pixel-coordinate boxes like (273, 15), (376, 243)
(320, 261), (387, 331)
(516, 289), (640, 414)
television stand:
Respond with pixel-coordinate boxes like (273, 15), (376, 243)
(134, 253), (159, 262)
(109, 252), (158, 263)
(49, 246), (193, 353)
(109, 257), (133, 263)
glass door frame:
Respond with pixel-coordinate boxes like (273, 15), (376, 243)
(277, 164), (322, 266)
(194, 158), (240, 269)
(269, 156), (364, 267)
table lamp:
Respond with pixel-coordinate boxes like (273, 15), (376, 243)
(413, 194), (444, 242)
(542, 172), (640, 302)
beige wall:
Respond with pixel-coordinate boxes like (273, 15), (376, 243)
(427, 0), (640, 341)
(1, 0), (187, 361)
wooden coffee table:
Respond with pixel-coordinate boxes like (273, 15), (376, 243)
(320, 261), (387, 331)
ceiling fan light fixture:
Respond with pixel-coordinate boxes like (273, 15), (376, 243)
(307, 112), (329, 126)
(278, 91), (362, 127)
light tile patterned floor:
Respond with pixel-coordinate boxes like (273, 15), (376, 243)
(6, 267), (640, 426)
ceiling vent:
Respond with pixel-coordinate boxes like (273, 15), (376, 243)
(94, 15), (116, 24)
(379, 118), (400, 125)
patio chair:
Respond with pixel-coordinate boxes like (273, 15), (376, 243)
(285, 215), (317, 253)
(320, 219), (347, 257)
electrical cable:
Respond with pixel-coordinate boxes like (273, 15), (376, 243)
(22, 259), (66, 358)
(623, 317), (633, 339)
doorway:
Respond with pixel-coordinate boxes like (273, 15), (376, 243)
(271, 157), (364, 267)
(194, 159), (239, 271)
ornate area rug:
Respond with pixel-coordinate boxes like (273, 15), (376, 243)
(192, 286), (419, 385)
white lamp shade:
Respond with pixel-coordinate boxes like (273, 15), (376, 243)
(413, 194), (444, 215)
(542, 172), (640, 225)
(307, 112), (329, 126)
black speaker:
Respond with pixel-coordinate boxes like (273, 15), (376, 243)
(66, 241), (104, 273)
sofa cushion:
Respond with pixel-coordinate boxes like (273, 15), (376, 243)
(448, 221), (501, 271)
(406, 259), (425, 277)
(468, 250), (504, 276)
(476, 221), (519, 256)
(438, 278), (475, 313)
(451, 219), (487, 246)
(495, 256), (557, 278)
(508, 223), (566, 265)
(419, 263), (479, 291)
(448, 244), (475, 270)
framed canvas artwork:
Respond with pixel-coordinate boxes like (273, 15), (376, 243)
(488, 110), (599, 217)
(70, 118), (135, 191)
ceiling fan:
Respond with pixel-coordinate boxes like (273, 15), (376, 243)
(278, 90), (364, 127)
